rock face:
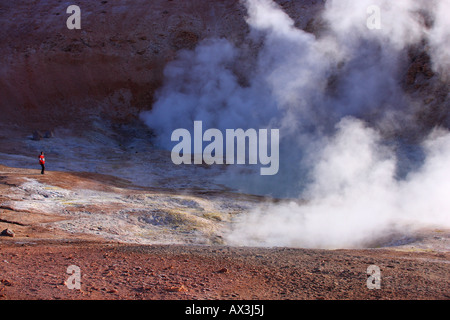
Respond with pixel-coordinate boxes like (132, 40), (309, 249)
(0, 0), (446, 134)
(0, 0), (324, 130)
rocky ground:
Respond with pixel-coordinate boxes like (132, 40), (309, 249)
(0, 164), (449, 300)
(1, 0), (449, 301)
(0, 240), (449, 300)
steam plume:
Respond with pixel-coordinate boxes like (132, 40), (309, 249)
(141, 0), (450, 248)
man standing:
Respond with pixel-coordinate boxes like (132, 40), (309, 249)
(39, 151), (45, 174)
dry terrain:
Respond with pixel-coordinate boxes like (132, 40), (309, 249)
(1, 0), (449, 302)
(1, 165), (449, 300)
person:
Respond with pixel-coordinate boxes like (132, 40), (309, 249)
(39, 151), (45, 174)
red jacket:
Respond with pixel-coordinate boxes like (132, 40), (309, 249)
(39, 155), (45, 165)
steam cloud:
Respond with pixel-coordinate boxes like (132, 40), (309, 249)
(141, 0), (450, 248)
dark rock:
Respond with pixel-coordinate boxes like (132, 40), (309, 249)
(44, 130), (54, 138)
(32, 130), (43, 141)
(1, 228), (15, 237)
(217, 267), (229, 273)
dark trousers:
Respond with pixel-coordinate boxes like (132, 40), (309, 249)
(40, 164), (45, 174)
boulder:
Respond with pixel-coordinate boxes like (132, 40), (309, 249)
(0, 228), (15, 237)
(44, 130), (54, 138)
(32, 130), (43, 141)
(32, 130), (54, 140)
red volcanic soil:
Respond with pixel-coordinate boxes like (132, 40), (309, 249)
(1, 239), (449, 300)
(0, 0), (449, 302)
(0, 165), (449, 300)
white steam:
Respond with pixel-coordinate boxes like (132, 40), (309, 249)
(141, 0), (450, 248)
(428, 0), (450, 78)
(226, 119), (450, 248)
